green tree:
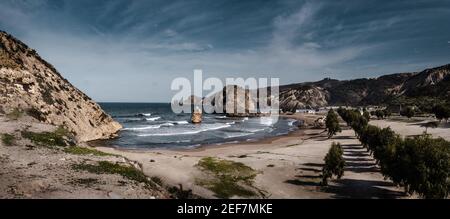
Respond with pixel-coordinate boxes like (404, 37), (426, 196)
(432, 104), (450, 122)
(375, 110), (385, 119)
(401, 106), (415, 119)
(322, 142), (345, 186)
(422, 121), (439, 134)
(383, 109), (392, 118)
(325, 109), (341, 138)
(394, 136), (450, 199)
(363, 110), (371, 121)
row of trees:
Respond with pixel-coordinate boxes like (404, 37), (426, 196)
(370, 109), (392, 119)
(337, 108), (450, 199)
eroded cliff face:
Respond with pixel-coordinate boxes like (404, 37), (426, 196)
(0, 31), (121, 142)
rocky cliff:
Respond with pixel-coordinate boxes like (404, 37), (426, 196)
(279, 64), (450, 112)
(0, 31), (122, 142)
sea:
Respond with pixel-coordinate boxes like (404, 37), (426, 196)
(99, 103), (298, 149)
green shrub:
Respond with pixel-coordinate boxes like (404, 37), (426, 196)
(322, 142), (345, 186)
(73, 161), (157, 188)
(64, 146), (114, 157)
(392, 136), (450, 199)
(325, 109), (341, 138)
(21, 127), (71, 147)
(196, 157), (259, 198)
(432, 104), (450, 122)
(400, 106), (415, 119)
(1, 133), (15, 146)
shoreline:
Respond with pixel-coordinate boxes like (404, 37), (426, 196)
(90, 113), (319, 153)
(93, 114), (445, 199)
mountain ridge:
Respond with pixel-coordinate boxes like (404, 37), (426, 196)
(279, 64), (450, 112)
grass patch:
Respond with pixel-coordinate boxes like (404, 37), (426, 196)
(6, 108), (23, 120)
(72, 161), (156, 188)
(64, 146), (115, 157)
(21, 126), (70, 147)
(196, 157), (259, 199)
(1, 133), (15, 146)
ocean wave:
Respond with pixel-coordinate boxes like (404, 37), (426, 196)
(224, 132), (254, 138)
(137, 123), (231, 137)
(137, 113), (152, 117)
(146, 116), (161, 121)
(288, 120), (297, 126)
(247, 128), (267, 133)
(260, 117), (276, 126)
(123, 125), (161, 131)
(167, 120), (189, 125)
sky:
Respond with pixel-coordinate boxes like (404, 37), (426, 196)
(0, 0), (450, 102)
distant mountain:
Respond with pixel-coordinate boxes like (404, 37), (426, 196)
(0, 31), (121, 142)
(279, 64), (450, 112)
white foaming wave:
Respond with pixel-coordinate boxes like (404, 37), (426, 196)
(123, 125), (161, 131)
(226, 121), (236, 125)
(224, 132), (254, 139)
(161, 122), (175, 127)
(137, 123), (231, 137)
(146, 116), (161, 121)
(288, 120), (296, 126)
(247, 128), (267, 133)
(168, 120), (189, 125)
(216, 115), (227, 119)
(260, 117), (275, 126)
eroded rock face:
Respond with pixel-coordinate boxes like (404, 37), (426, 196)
(0, 31), (121, 142)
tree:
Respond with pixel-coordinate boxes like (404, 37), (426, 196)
(363, 110), (371, 121)
(394, 136), (450, 199)
(322, 142), (345, 186)
(432, 104), (450, 123)
(422, 121), (439, 134)
(325, 109), (341, 138)
(401, 106), (415, 119)
(383, 109), (392, 118)
(375, 110), (385, 119)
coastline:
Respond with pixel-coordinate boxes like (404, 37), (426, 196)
(94, 113), (413, 199)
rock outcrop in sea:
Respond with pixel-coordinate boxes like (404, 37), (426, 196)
(0, 31), (122, 142)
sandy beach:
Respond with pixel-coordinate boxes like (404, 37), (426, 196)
(2, 113), (448, 199)
(95, 114), (450, 199)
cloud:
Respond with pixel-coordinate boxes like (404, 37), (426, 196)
(1, 0), (449, 102)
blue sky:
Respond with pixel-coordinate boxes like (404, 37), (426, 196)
(1, 0), (449, 102)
